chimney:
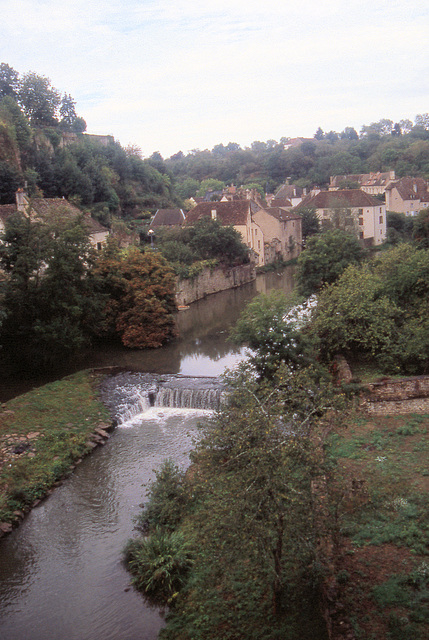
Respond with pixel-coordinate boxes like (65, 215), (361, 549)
(16, 188), (28, 212)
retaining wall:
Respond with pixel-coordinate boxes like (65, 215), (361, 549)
(176, 263), (256, 306)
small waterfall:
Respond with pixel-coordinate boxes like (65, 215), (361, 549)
(100, 372), (225, 425)
(155, 386), (223, 411)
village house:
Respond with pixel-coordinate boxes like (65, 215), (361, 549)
(253, 207), (302, 263)
(150, 208), (186, 229)
(184, 199), (302, 266)
(295, 189), (386, 246)
(329, 171), (395, 195)
(269, 183), (306, 208)
(0, 190), (109, 249)
(384, 177), (429, 216)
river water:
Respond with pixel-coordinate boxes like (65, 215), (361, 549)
(0, 268), (297, 640)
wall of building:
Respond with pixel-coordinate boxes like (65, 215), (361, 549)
(176, 263), (256, 306)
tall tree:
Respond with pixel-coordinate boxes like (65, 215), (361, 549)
(18, 71), (61, 126)
(0, 63), (19, 99)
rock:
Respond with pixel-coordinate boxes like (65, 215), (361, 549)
(0, 522), (13, 533)
(13, 510), (25, 519)
(94, 428), (110, 438)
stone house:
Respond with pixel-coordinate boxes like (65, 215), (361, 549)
(385, 177), (429, 216)
(184, 199), (302, 266)
(295, 189), (386, 246)
(253, 207), (302, 263)
(1, 190), (109, 249)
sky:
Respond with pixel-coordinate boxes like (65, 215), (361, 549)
(1, 0), (428, 158)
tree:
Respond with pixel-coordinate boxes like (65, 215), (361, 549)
(412, 207), (429, 248)
(59, 93), (81, 131)
(135, 364), (345, 637)
(93, 243), (177, 348)
(311, 245), (429, 374)
(188, 216), (249, 265)
(0, 63), (19, 99)
(0, 162), (21, 203)
(414, 113), (429, 130)
(296, 229), (364, 297)
(229, 289), (317, 379)
(340, 127), (358, 140)
(18, 71), (61, 125)
(313, 127), (324, 140)
(0, 212), (102, 367)
(299, 207), (320, 240)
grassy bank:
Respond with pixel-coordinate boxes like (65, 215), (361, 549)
(326, 409), (429, 640)
(0, 370), (111, 529)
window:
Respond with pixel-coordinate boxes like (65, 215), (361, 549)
(359, 231), (364, 239)
(97, 242), (102, 250)
(358, 208), (363, 216)
(379, 216), (383, 224)
(258, 240), (261, 250)
(359, 218), (364, 226)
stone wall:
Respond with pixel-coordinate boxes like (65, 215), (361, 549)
(360, 375), (429, 415)
(176, 263), (256, 306)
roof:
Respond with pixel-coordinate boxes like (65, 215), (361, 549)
(151, 208), (185, 227)
(0, 204), (17, 225)
(330, 172), (394, 188)
(274, 184), (304, 200)
(295, 189), (383, 210)
(269, 198), (293, 208)
(385, 177), (429, 202)
(185, 200), (253, 226)
(264, 207), (302, 222)
(1, 196), (108, 237)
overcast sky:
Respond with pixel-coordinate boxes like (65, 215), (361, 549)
(1, 0), (428, 158)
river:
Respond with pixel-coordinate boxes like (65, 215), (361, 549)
(0, 268), (298, 640)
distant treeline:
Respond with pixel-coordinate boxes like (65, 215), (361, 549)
(1, 63), (428, 221)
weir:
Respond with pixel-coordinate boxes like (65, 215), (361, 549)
(99, 372), (225, 424)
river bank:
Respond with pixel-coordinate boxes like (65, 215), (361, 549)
(0, 370), (112, 532)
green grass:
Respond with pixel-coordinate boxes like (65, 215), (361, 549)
(0, 370), (111, 523)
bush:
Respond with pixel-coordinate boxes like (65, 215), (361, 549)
(124, 529), (193, 605)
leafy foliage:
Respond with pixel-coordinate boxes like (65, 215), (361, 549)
(229, 289), (317, 378)
(93, 241), (177, 348)
(312, 244), (429, 374)
(296, 229), (365, 297)
(0, 212), (103, 367)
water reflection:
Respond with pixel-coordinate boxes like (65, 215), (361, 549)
(0, 266), (295, 401)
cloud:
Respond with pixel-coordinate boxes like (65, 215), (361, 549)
(0, 0), (428, 156)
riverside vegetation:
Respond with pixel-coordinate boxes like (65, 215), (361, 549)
(125, 236), (428, 639)
(0, 370), (111, 528)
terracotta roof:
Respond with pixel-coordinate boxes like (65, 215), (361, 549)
(385, 177), (429, 202)
(185, 200), (252, 226)
(295, 189), (382, 210)
(151, 208), (185, 227)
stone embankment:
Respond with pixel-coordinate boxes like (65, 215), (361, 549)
(0, 420), (114, 538)
(176, 263), (255, 306)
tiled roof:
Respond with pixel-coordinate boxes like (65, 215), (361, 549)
(151, 208), (185, 227)
(265, 207), (301, 222)
(330, 172), (394, 188)
(274, 184), (304, 199)
(0, 204), (17, 224)
(269, 198), (293, 208)
(0, 197), (108, 236)
(385, 177), (429, 202)
(295, 189), (382, 210)
(185, 200), (251, 226)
